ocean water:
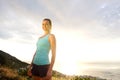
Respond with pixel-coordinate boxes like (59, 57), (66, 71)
(78, 63), (120, 80)
(54, 62), (120, 80)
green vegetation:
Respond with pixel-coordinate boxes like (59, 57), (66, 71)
(0, 67), (28, 80)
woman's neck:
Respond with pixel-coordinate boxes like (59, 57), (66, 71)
(44, 31), (50, 35)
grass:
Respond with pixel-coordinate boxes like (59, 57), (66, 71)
(0, 66), (28, 80)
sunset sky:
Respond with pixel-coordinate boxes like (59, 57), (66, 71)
(0, 0), (120, 73)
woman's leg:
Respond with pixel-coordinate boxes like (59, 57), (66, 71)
(42, 77), (52, 80)
(32, 76), (42, 80)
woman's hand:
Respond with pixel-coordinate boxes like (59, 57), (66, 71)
(27, 68), (32, 77)
(44, 70), (52, 80)
(27, 64), (32, 77)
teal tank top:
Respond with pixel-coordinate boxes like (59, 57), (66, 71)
(33, 34), (50, 65)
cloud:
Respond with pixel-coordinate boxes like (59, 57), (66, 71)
(0, 29), (13, 39)
(0, 0), (120, 42)
(0, 0), (41, 42)
(95, 1), (120, 38)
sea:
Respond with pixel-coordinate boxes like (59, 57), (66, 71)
(54, 62), (120, 80)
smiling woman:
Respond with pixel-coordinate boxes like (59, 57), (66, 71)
(27, 18), (56, 80)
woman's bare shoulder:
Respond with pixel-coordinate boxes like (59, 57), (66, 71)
(49, 34), (55, 38)
(48, 34), (56, 42)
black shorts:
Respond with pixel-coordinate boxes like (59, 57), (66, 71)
(31, 64), (50, 77)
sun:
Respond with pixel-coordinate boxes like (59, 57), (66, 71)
(57, 61), (78, 75)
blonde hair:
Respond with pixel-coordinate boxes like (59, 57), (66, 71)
(43, 18), (52, 33)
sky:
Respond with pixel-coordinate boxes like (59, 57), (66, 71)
(0, 0), (120, 65)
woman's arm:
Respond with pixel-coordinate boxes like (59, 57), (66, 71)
(47, 34), (56, 78)
(27, 51), (36, 76)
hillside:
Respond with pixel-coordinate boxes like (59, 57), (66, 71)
(0, 50), (28, 69)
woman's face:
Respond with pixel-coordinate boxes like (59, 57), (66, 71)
(42, 20), (50, 31)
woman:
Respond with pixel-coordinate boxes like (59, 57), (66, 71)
(27, 18), (56, 80)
